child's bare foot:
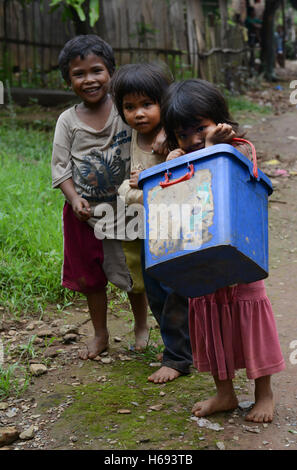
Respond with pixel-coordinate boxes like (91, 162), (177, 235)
(134, 326), (149, 351)
(245, 376), (274, 423)
(79, 334), (109, 360)
(192, 377), (238, 417)
(245, 395), (274, 423)
(148, 366), (181, 384)
(192, 394), (238, 417)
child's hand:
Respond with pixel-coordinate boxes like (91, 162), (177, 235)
(152, 128), (168, 156)
(129, 169), (142, 189)
(205, 123), (235, 147)
(71, 196), (91, 221)
(166, 148), (185, 161)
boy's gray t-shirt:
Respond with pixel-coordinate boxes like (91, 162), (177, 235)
(51, 104), (132, 236)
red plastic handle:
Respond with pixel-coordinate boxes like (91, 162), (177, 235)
(160, 164), (195, 188)
(232, 137), (258, 179)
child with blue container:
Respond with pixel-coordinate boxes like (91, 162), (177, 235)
(161, 79), (285, 422)
(51, 35), (149, 359)
(110, 63), (192, 383)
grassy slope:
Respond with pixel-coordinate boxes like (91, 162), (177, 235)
(0, 110), (68, 316)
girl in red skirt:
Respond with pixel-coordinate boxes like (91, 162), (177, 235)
(161, 79), (285, 423)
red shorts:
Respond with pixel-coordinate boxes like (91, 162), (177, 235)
(62, 202), (107, 294)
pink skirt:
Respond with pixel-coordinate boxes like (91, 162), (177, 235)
(188, 280), (285, 380)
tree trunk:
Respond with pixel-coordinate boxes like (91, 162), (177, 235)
(261, 0), (282, 80)
(281, 0), (286, 67)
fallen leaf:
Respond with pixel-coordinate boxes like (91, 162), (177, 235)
(149, 404), (163, 411)
(117, 409), (131, 414)
(265, 159), (280, 165)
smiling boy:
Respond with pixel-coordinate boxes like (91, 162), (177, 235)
(51, 35), (149, 360)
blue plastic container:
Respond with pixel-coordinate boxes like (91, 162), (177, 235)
(138, 144), (273, 298)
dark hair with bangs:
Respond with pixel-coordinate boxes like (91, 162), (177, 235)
(110, 63), (173, 123)
(59, 34), (115, 84)
(161, 79), (239, 150)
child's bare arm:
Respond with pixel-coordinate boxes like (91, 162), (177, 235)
(152, 128), (168, 156)
(59, 178), (91, 221)
(166, 148), (185, 161)
(205, 123), (235, 147)
(129, 169), (142, 188)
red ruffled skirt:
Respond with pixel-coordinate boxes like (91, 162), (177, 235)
(188, 280), (285, 380)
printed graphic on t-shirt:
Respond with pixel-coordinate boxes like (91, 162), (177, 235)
(73, 148), (128, 203)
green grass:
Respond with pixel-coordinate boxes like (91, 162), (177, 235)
(227, 94), (271, 117)
(0, 112), (71, 317)
(45, 362), (213, 450)
(42, 360), (249, 450)
(0, 363), (30, 399)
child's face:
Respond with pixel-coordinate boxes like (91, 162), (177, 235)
(174, 117), (216, 153)
(68, 53), (111, 105)
(122, 93), (161, 135)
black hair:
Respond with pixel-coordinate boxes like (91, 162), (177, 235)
(110, 62), (173, 123)
(161, 79), (239, 150)
(58, 34), (115, 84)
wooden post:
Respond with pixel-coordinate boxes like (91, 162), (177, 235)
(3, 0), (11, 84)
(281, 0), (286, 67)
(219, 0), (228, 48)
(208, 12), (217, 83)
(186, 0), (207, 79)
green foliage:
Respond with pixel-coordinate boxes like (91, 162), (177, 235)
(0, 363), (30, 399)
(285, 40), (297, 60)
(49, 0), (100, 26)
(19, 0), (100, 27)
(89, 0), (100, 27)
(18, 335), (37, 360)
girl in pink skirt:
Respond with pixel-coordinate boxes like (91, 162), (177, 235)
(161, 79), (285, 423)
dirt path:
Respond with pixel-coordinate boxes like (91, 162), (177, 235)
(228, 76), (297, 450)
(1, 71), (297, 452)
